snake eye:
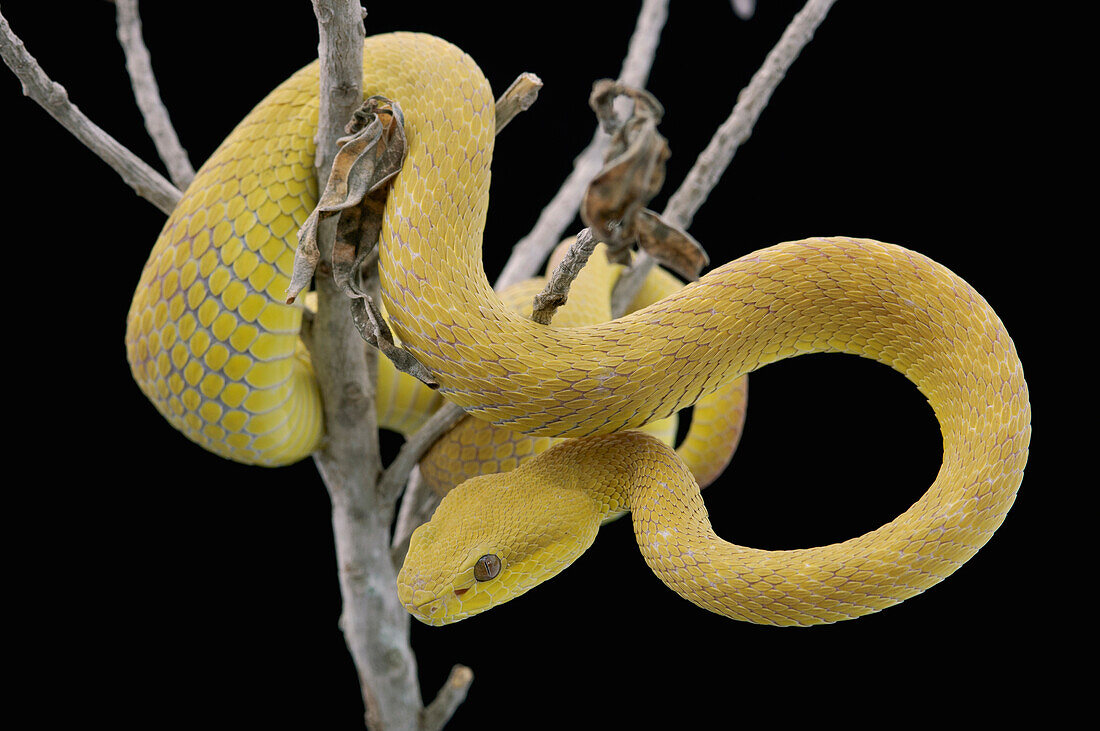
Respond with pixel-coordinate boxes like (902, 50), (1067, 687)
(473, 554), (501, 581)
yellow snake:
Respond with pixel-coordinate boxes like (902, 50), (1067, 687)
(125, 33), (1031, 627)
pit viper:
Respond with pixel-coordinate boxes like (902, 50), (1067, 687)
(125, 32), (1031, 627)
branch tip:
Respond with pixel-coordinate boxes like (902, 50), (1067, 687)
(421, 664), (475, 731)
(495, 71), (543, 134)
(530, 228), (598, 325)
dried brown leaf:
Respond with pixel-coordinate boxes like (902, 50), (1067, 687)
(588, 78), (664, 137)
(581, 80), (709, 281)
(632, 209), (709, 280)
(286, 96), (406, 303)
(284, 95), (436, 388)
(580, 117), (669, 248)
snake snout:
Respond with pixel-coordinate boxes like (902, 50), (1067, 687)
(398, 580), (444, 621)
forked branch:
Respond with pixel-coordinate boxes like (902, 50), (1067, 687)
(0, 10), (181, 213)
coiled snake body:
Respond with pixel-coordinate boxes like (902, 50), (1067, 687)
(126, 33), (1030, 627)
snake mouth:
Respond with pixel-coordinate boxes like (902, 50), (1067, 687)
(405, 586), (471, 626)
(408, 595), (446, 625)
(408, 581), (492, 626)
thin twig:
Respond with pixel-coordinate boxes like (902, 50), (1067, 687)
(494, 0), (668, 290)
(390, 466), (442, 571)
(378, 401), (466, 514)
(617, 0), (667, 90)
(0, 10), (181, 214)
(610, 0), (837, 316)
(495, 72), (543, 134)
(420, 665), (475, 731)
(530, 228), (598, 325)
(492, 123), (602, 291)
(113, 0), (194, 189)
(608, 255), (656, 319)
(665, 0), (837, 230)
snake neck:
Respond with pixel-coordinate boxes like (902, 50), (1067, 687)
(511, 431), (676, 521)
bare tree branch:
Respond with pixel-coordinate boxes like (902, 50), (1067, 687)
(0, 9), (181, 214)
(494, 0), (668, 290)
(312, 1), (368, 184)
(306, 3), (437, 729)
(617, 0), (667, 90)
(308, 3), (478, 726)
(610, 0), (837, 316)
(113, 0), (195, 189)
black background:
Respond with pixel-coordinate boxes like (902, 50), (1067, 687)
(4, 1), (1074, 728)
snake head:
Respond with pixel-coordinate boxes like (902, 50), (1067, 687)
(397, 468), (604, 625)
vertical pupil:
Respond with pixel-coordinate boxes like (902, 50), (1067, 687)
(475, 554), (500, 581)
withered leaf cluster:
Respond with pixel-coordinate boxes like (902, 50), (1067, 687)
(581, 79), (708, 281)
(286, 96), (437, 388)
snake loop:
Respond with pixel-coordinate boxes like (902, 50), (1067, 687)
(126, 33), (1030, 627)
